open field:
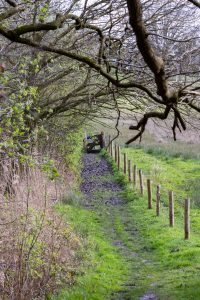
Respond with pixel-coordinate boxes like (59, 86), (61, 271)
(121, 147), (200, 207)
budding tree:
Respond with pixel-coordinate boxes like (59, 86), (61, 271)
(0, 0), (199, 146)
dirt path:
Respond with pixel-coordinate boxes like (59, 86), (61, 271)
(81, 153), (158, 300)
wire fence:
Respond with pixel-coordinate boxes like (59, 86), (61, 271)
(106, 137), (190, 240)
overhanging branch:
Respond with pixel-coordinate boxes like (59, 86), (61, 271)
(0, 7), (23, 22)
(187, 0), (200, 8)
(5, 0), (17, 7)
(126, 105), (171, 144)
(0, 26), (162, 103)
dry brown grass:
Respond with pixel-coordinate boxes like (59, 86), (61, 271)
(0, 157), (82, 300)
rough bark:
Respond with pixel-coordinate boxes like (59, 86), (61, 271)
(126, 0), (177, 103)
(125, 0), (187, 141)
(188, 0), (200, 8)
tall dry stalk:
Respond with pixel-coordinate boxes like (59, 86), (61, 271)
(0, 158), (81, 300)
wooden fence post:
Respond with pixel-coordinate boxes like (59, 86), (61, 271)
(108, 135), (111, 153)
(184, 198), (190, 240)
(133, 165), (137, 187)
(101, 132), (105, 148)
(168, 191), (174, 227)
(117, 146), (121, 170)
(139, 169), (144, 195)
(156, 185), (161, 216)
(147, 179), (152, 209)
(128, 160), (132, 182)
(123, 153), (127, 175)
(114, 144), (117, 162)
(110, 141), (113, 157)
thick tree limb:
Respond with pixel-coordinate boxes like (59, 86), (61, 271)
(10, 15), (66, 36)
(0, 7), (23, 22)
(183, 99), (200, 113)
(125, 0), (191, 144)
(4, 0), (17, 7)
(182, 90), (200, 96)
(187, 0), (200, 8)
(126, 106), (171, 144)
(126, 0), (177, 102)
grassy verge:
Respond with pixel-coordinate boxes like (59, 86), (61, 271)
(51, 203), (129, 300)
(131, 142), (200, 160)
(103, 149), (200, 300)
(122, 147), (200, 206)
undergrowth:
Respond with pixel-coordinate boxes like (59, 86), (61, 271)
(0, 127), (84, 299)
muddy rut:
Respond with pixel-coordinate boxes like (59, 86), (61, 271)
(80, 153), (158, 300)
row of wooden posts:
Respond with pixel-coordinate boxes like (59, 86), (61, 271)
(108, 141), (190, 240)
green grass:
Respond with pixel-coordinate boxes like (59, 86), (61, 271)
(128, 199), (200, 299)
(103, 149), (200, 299)
(122, 147), (200, 207)
(51, 204), (129, 300)
(51, 148), (200, 300)
(131, 142), (200, 160)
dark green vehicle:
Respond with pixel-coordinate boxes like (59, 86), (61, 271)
(83, 132), (105, 153)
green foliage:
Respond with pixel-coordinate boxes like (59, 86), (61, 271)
(1, 54), (85, 182)
(0, 58), (40, 158)
(39, 3), (49, 22)
(62, 129), (84, 174)
(40, 118), (84, 177)
(62, 190), (82, 206)
(41, 157), (60, 180)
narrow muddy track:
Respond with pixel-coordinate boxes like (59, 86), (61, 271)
(81, 153), (158, 300)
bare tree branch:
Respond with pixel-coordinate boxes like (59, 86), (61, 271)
(126, 0), (177, 102)
(187, 0), (200, 8)
(4, 0), (17, 7)
(0, 7), (23, 22)
(126, 106), (171, 144)
(0, 26), (162, 103)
